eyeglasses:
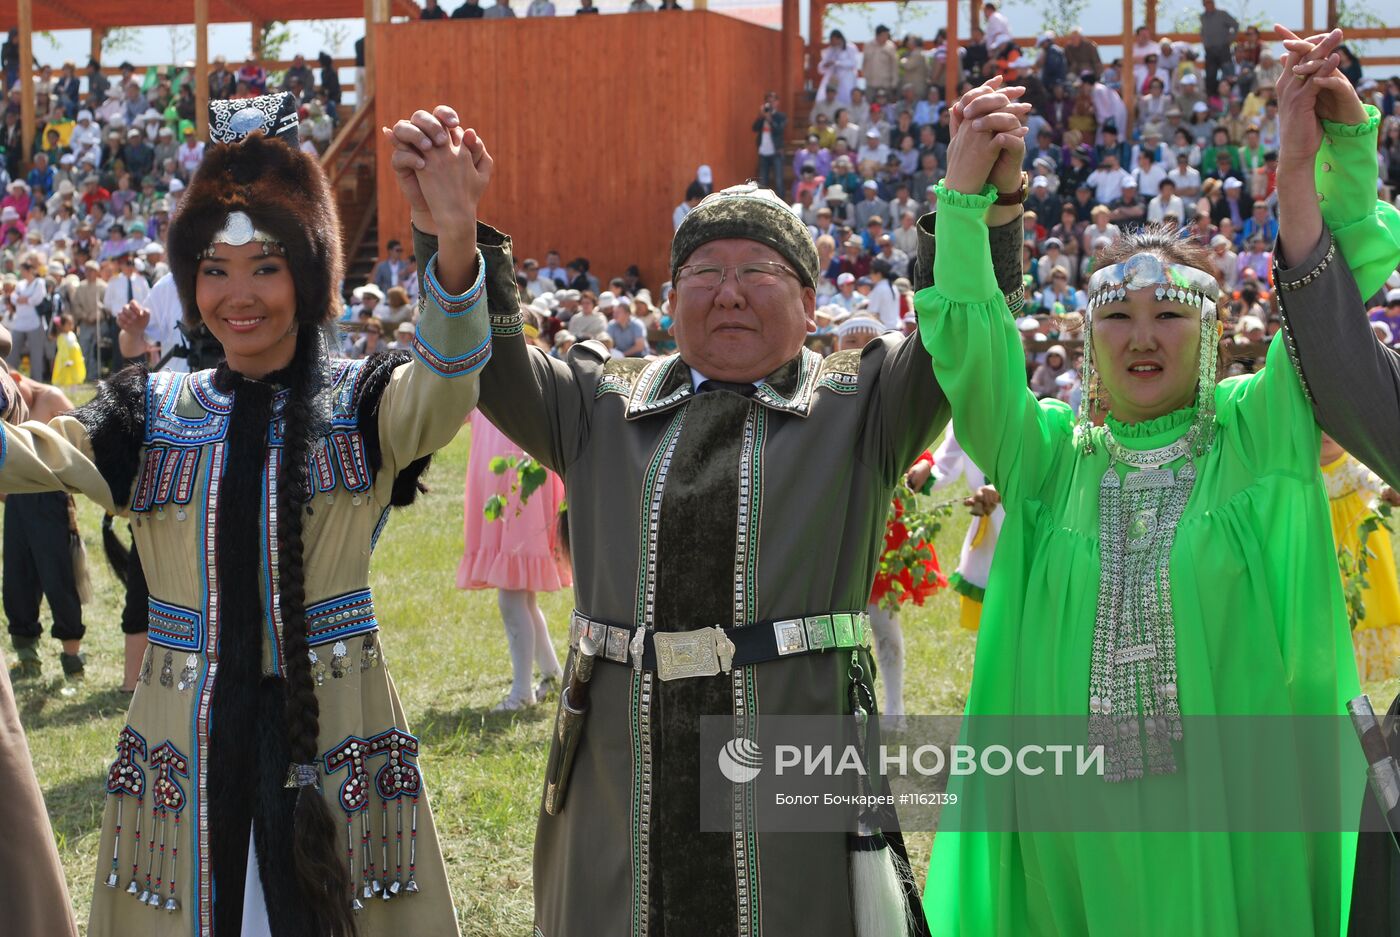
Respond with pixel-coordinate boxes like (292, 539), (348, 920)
(676, 262), (799, 291)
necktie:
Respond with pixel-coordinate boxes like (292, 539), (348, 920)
(697, 379), (756, 397)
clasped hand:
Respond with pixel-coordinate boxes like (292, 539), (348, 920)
(942, 76), (1031, 197)
(382, 106), (493, 239)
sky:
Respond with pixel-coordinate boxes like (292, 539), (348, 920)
(19, 0), (1399, 99)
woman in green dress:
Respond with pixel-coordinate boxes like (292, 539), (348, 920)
(918, 32), (1400, 937)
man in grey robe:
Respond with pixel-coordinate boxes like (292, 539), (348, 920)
(395, 117), (1023, 936)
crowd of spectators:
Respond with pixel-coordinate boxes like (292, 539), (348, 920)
(707, 5), (1400, 400)
(0, 31), (348, 382)
(419, 0), (684, 17)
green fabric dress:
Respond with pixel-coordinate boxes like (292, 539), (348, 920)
(916, 111), (1393, 936)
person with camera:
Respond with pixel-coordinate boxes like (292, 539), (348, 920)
(752, 90), (788, 194)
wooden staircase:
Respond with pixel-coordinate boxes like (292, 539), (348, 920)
(320, 97), (381, 295)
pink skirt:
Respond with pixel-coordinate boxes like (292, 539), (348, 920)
(457, 410), (572, 593)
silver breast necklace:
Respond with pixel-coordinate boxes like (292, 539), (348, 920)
(1088, 424), (1197, 782)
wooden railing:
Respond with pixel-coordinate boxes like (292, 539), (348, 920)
(322, 94), (378, 269)
(322, 93), (376, 190)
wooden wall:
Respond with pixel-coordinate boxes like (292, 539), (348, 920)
(373, 12), (785, 289)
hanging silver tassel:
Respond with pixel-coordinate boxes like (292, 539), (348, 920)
(106, 794), (124, 888)
(380, 800), (392, 900)
(164, 813), (182, 912)
(390, 797), (404, 897)
(345, 814), (364, 913)
(404, 797), (420, 893)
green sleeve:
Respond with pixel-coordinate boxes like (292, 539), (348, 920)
(1317, 103), (1400, 300)
(1214, 335), (1320, 477)
(914, 183), (1074, 509)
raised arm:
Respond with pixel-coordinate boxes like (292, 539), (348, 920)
(389, 106), (590, 475)
(1271, 27), (1400, 486)
(914, 79), (1074, 507)
(372, 109), (493, 483)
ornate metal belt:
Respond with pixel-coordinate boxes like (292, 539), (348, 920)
(568, 609), (871, 681)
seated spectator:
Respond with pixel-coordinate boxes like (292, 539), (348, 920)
(1146, 178), (1185, 224)
(1086, 152), (1131, 204)
(1025, 175), (1061, 226)
(1209, 233), (1238, 290)
(1030, 344), (1072, 399)
(1214, 176), (1252, 236)
(235, 57), (267, 92)
(1235, 233), (1271, 283)
(1035, 237), (1074, 286)
(1167, 149), (1202, 195)
(606, 297), (648, 357)
(824, 183), (853, 226)
(1080, 205), (1120, 254)
(1108, 179), (1147, 229)
(1132, 149), (1167, 197)
(1184, 208), (1217, 247)
(835, 236), (870, 280)
(1236, 189), (1276, 240)
(910, 151), (942, 203)
(567, 291), (607, 339)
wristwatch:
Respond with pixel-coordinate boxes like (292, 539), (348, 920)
(995, 171), (1030, 206)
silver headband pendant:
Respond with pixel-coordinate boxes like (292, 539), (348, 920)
(198, 211), (283, 259)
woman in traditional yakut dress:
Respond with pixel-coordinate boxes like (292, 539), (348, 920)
(917, 32), (1400, 936)
(0, 93), (494, 936)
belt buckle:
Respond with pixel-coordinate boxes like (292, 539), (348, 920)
(654, 626), (733, 681)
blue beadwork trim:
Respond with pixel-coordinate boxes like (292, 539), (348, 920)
(145, 371), (230, 446)
(305, 589), (378, 646)
(0, 422), (8, 471)
(147, 598), (205, 652)
(412, 329), (492, 378)
(422, 250), (487, 317)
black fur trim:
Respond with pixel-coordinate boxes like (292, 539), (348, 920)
(100, 515), (130, 585)
(353, 350), (433, 507)
(71, 364), (147, 509)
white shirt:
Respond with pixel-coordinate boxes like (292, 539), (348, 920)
(857, 143), (890, 165)
(103, 272), (151, 316)
(1147, 193), (1186, 224)
(673, 202), (692, 231)
(983, 10), (1013, 51)
(1087, 166), (1131, 205)
(177, 141), (205, 177)
(864, 279), (900, 330)
(1132, 162), (1167, 197)
(526, 0), (555, 13)
(688, 367), (760, 392)
(1167, 165), (1202, 193)
(10, 276), (47, 332)
(142, 274), (189, 373)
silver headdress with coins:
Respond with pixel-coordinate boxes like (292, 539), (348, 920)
(1079, 251), (1222, 458)
(1078, 250), (1223, 783)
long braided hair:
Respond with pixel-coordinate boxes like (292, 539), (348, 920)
(276, 326), (356, 937)
(169, 126), (354, 933)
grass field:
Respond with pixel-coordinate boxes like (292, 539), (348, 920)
(9, 415), (1400, 935)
